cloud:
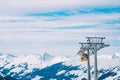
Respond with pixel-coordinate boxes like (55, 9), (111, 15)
(0, 12), (120, 31)
(0, 0), (120, 15)
(0, 0), (119, 56)
(28, 8), (120, 17)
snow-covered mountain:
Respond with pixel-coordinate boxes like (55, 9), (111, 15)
(0, 53), (120, 80)
(0, 72), (17, 80)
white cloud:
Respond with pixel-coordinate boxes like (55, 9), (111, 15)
(0, 13), (120, 30)
(0, 0), (120, 15)
(0, 0), (119, 56)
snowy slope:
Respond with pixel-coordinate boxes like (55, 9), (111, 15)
(0, 53), (120, 80)
(0, 72), (17, 80)
(0, 53), (69, 80)
(63, 53), (120, 80)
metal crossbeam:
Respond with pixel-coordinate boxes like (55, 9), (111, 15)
(86, 37), (105, 39)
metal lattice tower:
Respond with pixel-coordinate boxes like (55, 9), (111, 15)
(77, 37), (110, 80)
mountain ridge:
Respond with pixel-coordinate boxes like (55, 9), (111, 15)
(0, 53), (120, 80)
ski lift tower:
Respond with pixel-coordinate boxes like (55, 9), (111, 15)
(86, 37), (109, 80)
(77, 37), (110, 80)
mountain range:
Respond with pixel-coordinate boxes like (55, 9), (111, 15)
(0, 53), (120, 80)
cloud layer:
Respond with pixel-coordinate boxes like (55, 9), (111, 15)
(0, 0), (120, 15)
(0, 0), (120, 56)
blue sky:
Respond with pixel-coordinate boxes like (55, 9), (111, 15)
(0, 0), (120, 56)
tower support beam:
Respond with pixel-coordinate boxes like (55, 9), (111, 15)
(87, 49), (91, 80)
(94, 49), (98, 80)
